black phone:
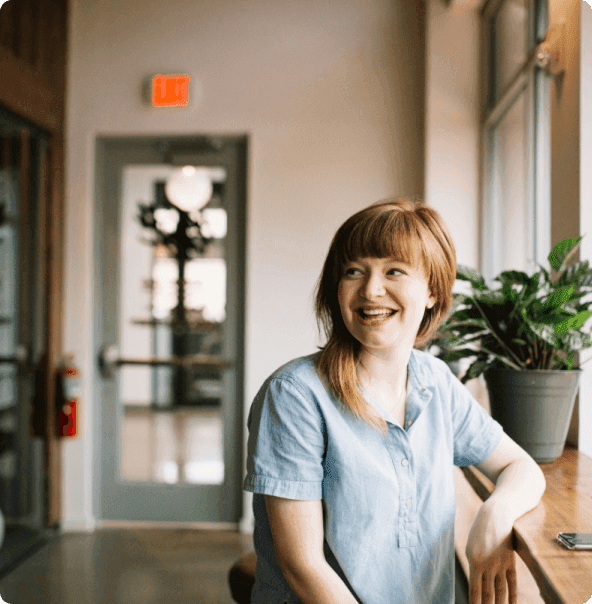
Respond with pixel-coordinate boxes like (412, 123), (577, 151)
(557, 532), (592, 550)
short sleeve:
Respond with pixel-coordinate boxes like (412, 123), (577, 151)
(243, 376), (325, 499)
(449, 372), (504, 467)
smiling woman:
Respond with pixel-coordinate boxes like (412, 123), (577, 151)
(243, 197), (546, 604)
(316, 198), (456, 435)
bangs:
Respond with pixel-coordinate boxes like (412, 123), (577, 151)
(337, 209), (425, 269)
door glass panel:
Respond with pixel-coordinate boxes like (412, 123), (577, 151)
(492, 0), (528, 101)
(118, 165), (227, 485)
(492, 91), (529, 274)
(0, 111), (48, 570)
(0, 148), (19, 514)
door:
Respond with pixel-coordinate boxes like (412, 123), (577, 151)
(95, 136), (246, 524)
(0, 106), (50, 571)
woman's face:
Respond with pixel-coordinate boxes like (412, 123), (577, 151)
(337, 256), (436, 356)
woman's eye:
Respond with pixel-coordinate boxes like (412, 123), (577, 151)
(344, 267), (361, 276)
(388, 268), (404, 276)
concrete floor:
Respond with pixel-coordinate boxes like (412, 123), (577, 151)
(0, 528), (254, 604)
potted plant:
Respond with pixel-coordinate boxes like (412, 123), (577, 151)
(436, 236), (592, 463)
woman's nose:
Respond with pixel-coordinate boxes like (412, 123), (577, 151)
(361, 272), (386, 298)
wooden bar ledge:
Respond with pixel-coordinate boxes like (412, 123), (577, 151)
(461, 448), (592, 604)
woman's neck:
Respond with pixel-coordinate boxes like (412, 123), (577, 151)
(356, 346), (411, 396)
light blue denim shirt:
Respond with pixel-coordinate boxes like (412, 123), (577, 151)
(243, 349), (504, 604)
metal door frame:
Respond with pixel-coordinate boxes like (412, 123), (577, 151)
(93, 135), (247, 525)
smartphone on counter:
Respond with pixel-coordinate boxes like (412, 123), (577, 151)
(557, 532), (592, 550)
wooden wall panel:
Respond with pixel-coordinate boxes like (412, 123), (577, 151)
(45, 134), (64, 526)
(0, 1), (15, 53)
(0, 0), (68, 130)
(0, 0), (68, 526)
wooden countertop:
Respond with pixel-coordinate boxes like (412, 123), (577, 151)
(462, 448), (592, 604)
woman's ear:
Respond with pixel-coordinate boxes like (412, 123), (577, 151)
(426, 292), (436, 310)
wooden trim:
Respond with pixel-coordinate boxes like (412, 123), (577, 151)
(0, 0), (68, 527)
(18, 132), (31, 342)
(0, 53), (59, 132)
(0, 1), (16, 55)
(0, 0), (68, 133)
(45, 133), (64, 527)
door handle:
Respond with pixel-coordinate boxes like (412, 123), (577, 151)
(0, 344), (30, 370)
(98, 344), (233, 379)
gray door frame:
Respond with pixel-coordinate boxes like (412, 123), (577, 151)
(93, 135), (247, 524)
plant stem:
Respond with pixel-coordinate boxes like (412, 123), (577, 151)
(470, 295), (525, 368)
(547, 347), (556, 369)
(480, 347), (523, 370)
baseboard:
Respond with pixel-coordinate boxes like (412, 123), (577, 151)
(97, 520), (240, 530)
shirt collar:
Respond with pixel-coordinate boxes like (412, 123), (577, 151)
(361, 349), (434, 427)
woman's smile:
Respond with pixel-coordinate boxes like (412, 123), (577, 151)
(356, 306), (398, 324)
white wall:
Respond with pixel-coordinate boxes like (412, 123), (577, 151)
(425, 0), (481, 271)
(424, 0), (484, 400)
(63, 0), (428, 530)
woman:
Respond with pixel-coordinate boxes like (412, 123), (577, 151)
(244, 199), (546, 604)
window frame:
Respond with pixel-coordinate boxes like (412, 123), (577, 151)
(480, 0), (550, 284)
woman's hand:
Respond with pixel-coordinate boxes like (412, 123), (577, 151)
(465, 501), (518, 604)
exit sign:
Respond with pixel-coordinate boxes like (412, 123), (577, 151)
(151, 74), (190, 107)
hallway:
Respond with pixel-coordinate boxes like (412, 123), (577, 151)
(0, 528), (254, 604)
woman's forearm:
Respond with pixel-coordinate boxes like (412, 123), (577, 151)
(483, 457), (546, 524)
(283, 560), (360, 604)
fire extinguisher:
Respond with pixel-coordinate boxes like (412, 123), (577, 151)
(56, 355), (81, 438)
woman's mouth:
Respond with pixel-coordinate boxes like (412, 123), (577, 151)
(356, 308), (397, 322)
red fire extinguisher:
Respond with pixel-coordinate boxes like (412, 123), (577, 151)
(56, 355), (81, 438)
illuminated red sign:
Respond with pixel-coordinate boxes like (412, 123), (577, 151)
(151, 74), (190, 107)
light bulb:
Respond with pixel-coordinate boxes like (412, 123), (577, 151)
(165, 166), (213, 212)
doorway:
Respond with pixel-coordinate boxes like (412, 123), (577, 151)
(0, 106), (52, 575)
(94, 135), (247, 524)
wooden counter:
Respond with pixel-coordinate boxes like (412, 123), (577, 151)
(461, 448), (592, 604)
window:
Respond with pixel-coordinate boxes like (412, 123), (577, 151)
(481, 0), (550, 283)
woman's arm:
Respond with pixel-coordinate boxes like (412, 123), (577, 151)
(264, 495), (360, 604)
(466, 433), (546, 604)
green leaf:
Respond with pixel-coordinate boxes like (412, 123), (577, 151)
(439, 348), (478, 362)
(456, 265), (487, 290)
(494, 270), (531, 286)
(534, 263), (552, 284)
(535, 307), (577, 325)
(527, 322), (558, 347)
(554, 311), (592, 335)
(548, 236), (582, 272)
(460, 356), (491, 384)
(541, 286), (574, 311)
(556, 260), (592, 289)
(502, 282), (519, 303)
(472, 290), (507, 306)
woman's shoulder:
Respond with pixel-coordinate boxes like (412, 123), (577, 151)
(249, 352), (327, 420)
(410, 347), (451, 381)
(266, 352), (323, 389)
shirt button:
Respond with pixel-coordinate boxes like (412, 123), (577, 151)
(420, 387), (426, 392)
(407, 420), (412, 427)
(405, 499), (412, 507)
(401, 459), (408, 467)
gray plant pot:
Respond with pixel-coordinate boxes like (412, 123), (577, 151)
(484, 368), (581, 464)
